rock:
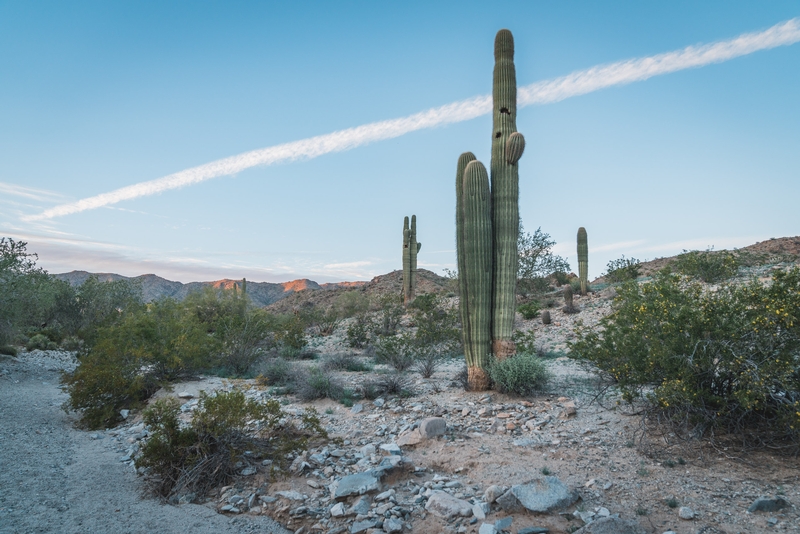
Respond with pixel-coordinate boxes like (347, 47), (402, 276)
(375, 489), (395, 501)
(351, 403), (364, 414)
(240, 466), (256, 476)
(350, 518), (381, 533)
(360, 444), (376, 457)
(496, 477), (578, 513)
(472, 502), (488, 520)
(518, 528), (549, 534)
(276, 490), (307, 501)
(418, 417), (447, 438)
(349, 495), (372, 515)
(373, 398), (385, 407)
(748, 497), (788, 513)
(425, 490), (473, 518)
(678, 506), (695, 520)
(495, 516), (512, 530)
(177, 391), (193, 398)
(330, 502), (345, 517)
(483, 485), (506, 504)
(396, 429), (423, 447)
(478, 524), (496, 534)
(333, 472), (382, 501)
(558, 402), (576, 419)
(119, 409), (130, 419)
(573, 517), (645, 534)
(379, 443), (402, 456)
(383, 517), (403, 533)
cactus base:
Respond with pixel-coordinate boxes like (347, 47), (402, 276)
(467, 366), (491, 391)
(492, 340), (515, 361)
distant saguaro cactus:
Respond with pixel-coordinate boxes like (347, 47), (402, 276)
(562, 284), (579, 314)
(402, 215), (421, 306)
(456, 29), (526, 390)
(577, 227), (588, 296)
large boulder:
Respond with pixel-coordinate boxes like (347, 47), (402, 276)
(425, 490), (473, 518)
(496, 476), (578, 513)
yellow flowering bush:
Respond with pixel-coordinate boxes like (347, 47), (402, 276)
(570, 268), (800, 449)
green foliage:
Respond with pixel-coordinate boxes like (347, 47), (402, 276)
(0, 345), (18, 356)
(488, 352), (551, 396)
(604, 255), (641, 283)
(372, 294), (403, 337)
(274, 313), (307, 352)
(374, 335), (415, 372)
(517, 225), (570, 297)
(334, 291), (370, 318)
(570, 269), (800, 449)
(671, 248), (739, 283)
(517, 301), (540, 320)
(253, 357), (293, 387)
(411, 294), (460, 354)
(136, 390), (327, 500)
(346, 314), (372, 348)
(61, 299), (216, 429)
(322, 353), (371, 372)
(294, 366), (344, 401)
(26, 333), (50, 351)
(512, 329), (536, 354)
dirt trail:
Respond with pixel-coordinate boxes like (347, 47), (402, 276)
(0, 355), (290, 534)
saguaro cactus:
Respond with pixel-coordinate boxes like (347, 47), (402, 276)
(457, 160), (493, 390)
(402, 215), (421, 305)
(456, 29), (525, 389)
(577, 227), (588, 296)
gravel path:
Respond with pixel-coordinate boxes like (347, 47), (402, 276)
(0, 354), (290, 534)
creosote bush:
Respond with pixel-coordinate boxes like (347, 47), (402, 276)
(488, 352), (551, 396)
(294, 366), (344, 401)
(517, 301), (540, 320)
(604, 255), (641, 283)
(136, 389), (327, 501)
(570, 268), (800, 451)
(671, 248), (739, 283)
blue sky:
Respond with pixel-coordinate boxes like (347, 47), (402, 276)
(1, 1), (799, 283)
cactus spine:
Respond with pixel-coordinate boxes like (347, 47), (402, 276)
(456, 29), (525, 389)
(403, 215), (421, 306)
(577, 227), (588, 296)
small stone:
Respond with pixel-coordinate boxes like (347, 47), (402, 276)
(558, 402), (576, 419)
(518, 528), (549, 534)
(379, 443), (402, 456)
(350, 495), (372, 516)
(477, 407), (491, 417)
(350, 518), (381, 534)
(747, 497), (788, 513)
(496, 477), (578, 513)
(494, 516), (512, 530)
(240, 466), (256, 476)
(177, 391), (193, 399)
(375, 489), (395, 501)
(461, 408), (471, 416)
(330, 502), (345, 517)
(418, 417), (447, 438)
(396, 429), (423, 447)
(373, 398), (385, 407)
(351, 403), (364, 414)
(333, 472), (382, 501)
(383, 517), (403, 533)
(478, 524), (497, 534)
(472, 502), (488, 520)
(602, 482), (613, 491)
(505, 422), (516, 431)
(497, 412), (511, 419)
(678, 506), (695, 520)
(276, 491), (307, 501)
(483, 485), (506, 504)
(573, 517), (645, 534)
(119, 409), (130, 419)
(425, 490), (473, 518)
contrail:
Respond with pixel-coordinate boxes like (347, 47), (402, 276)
(26, 17), (800, 221)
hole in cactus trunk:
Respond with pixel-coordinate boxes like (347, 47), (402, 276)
(500, 107), (510, 114)
(495, 131), (501, 138)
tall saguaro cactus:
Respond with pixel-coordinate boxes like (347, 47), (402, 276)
(402, 215), (421, 306)
(577, 227), (588, 296)
(456, 29), (526, 390)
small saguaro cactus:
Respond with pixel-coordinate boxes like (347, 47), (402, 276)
(577, 227), (588, 296)
(402, 215), (422, 306)
(456, 29), (526, 390)
(541, 310), (551, 325)
(562, 284), (579, 314)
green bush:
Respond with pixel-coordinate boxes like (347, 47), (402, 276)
(488, 353), (551, 396)
(372, 294), (403, 336)
(346, 314), (371, 348)
(671, 248), (738, 283)
(518, 301), (540, 320)
(322, 353), (371, 372)
(570, 269), (800, 449)
(275, 314), (307, 352)
(294, 366), (344, 401)
(0, 345), (18, 356)
(253, 357), (293, 387)
(61, 299), (216, 429)
(374, 335), (415, 372)
(512, 329), (537, 354)
(26, 333), (50, 351)
(604, 255), (641, 283)
(136, 390), (327, 500)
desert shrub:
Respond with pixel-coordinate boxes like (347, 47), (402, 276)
(0, 345), (18, 356)
(488, 353), (551, 396)
(414, 351), (440, 378)
(60, 335), (82, 351)
(362, 372), (414, 398)
(136, 390), (327, 501)
(552, 271), (571, 286)
(671, 248), (739, 283)
(274, 313), (308, 352)
(322, 353), (371, 372)
(512, 329), (537, 354)
(517, 224), (571, 297)
(454, 365), (470, 390)
(26, 333), (50, 351)
(409, 295), (461, 354)
(518, 301), (540, 320)
(604, 255), (641, 283)
(570, 269), (800, 450)
(334, 291), (370, 318)
(374, 335), (415, 372)
(61, 299), (215, 429)
(372, 295), (403, 336)
(217, 308), (276, 376)
(253, 357), (293, 387)
(294, 366), (344, 401)
(346, 314), (372, 348)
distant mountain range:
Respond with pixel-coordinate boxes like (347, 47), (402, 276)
(52, 271), (367, 307)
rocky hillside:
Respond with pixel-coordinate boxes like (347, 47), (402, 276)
(53, 271), (364, 308)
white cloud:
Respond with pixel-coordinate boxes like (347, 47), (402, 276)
(23, 17), (800, 221)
